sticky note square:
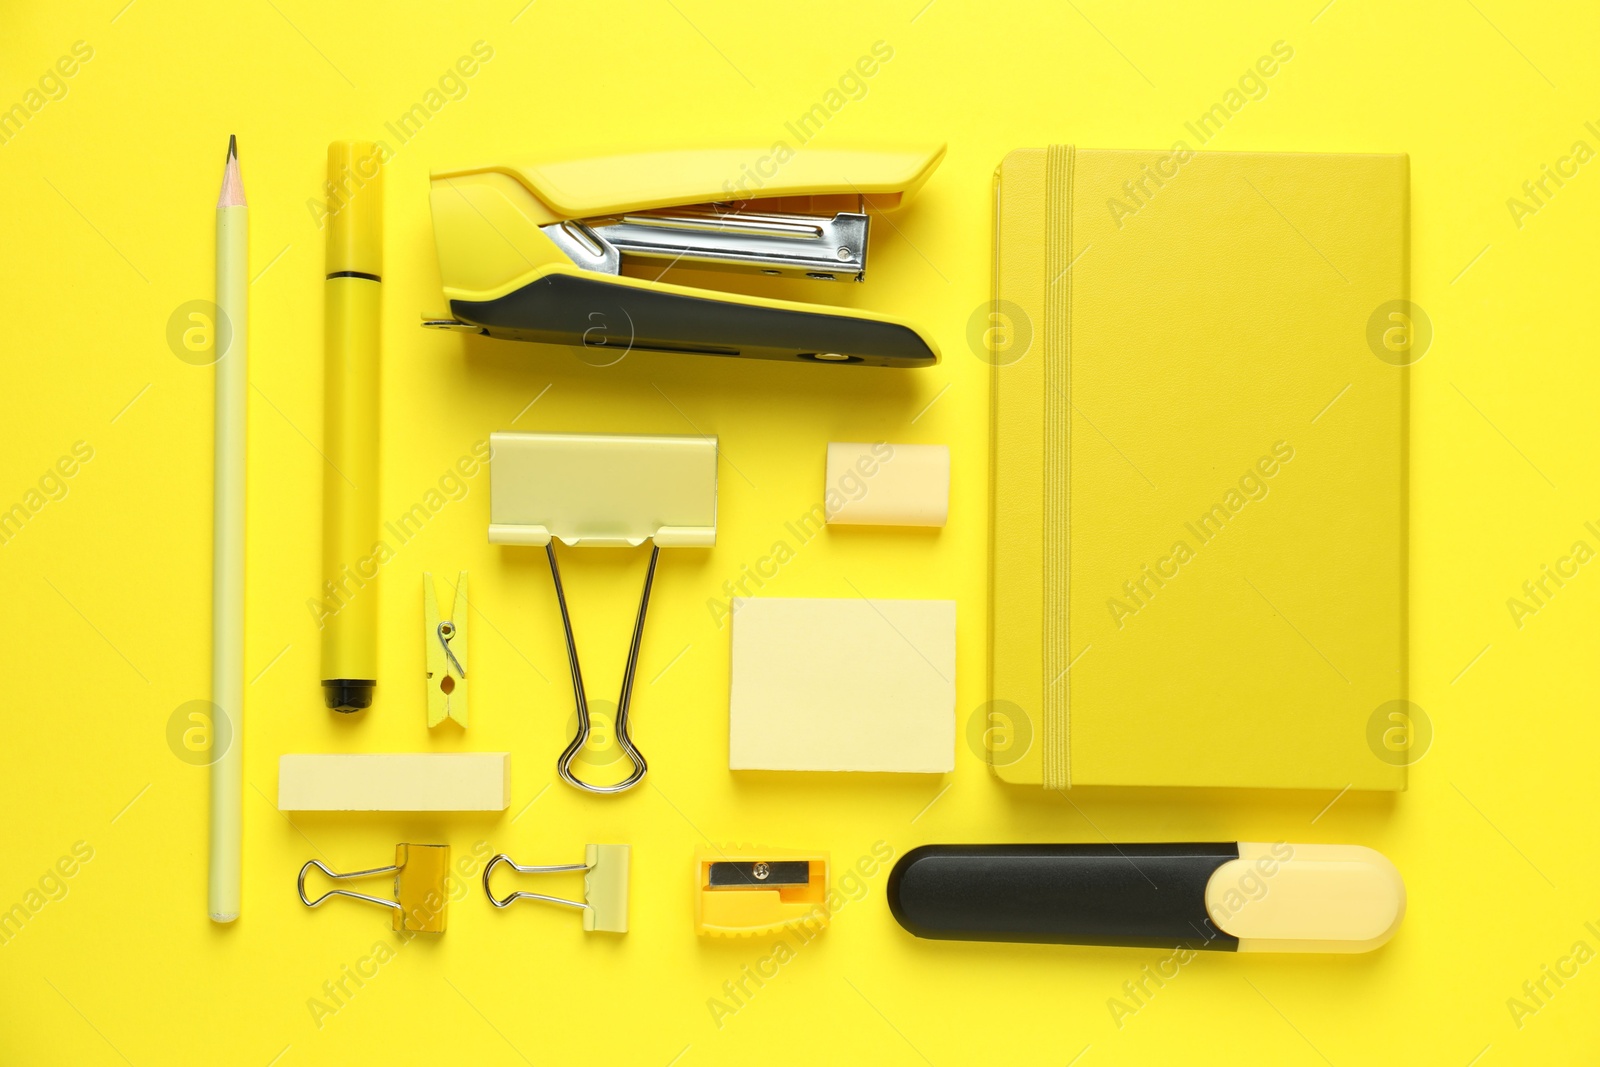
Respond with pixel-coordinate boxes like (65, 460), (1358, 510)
(729, 597), (956, 773)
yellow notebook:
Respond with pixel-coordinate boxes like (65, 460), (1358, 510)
(989, 146), (1409, 791)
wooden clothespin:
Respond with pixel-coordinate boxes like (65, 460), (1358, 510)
(424, 571), (468, 728)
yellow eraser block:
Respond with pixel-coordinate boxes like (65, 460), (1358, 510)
(277, 753), (511, 811)
(729, 597), (956, 773)
(824, 442), (949, 527)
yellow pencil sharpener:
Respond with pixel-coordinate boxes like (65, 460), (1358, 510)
(694, 848), (829, 938)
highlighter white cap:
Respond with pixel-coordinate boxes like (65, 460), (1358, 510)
(1205, 843), (1406, 953)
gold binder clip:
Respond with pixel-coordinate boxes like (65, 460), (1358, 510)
(483, 844), (630, 933)
(298, 844), (450, 933)
(424, 571), (468, 728)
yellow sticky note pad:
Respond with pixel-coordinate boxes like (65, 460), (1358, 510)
(728, 597), (955, 773)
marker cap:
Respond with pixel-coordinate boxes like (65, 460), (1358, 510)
(325, 141), (384, 277)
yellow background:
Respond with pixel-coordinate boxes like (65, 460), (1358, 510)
(2, 1), (1596, 1063)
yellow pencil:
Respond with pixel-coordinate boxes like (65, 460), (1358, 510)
(210, 134), (246, 922)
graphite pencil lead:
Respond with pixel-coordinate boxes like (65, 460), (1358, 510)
(227, 133), (237, 161)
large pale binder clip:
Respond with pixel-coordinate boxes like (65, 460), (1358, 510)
(489, 432), (718, 794)
(483, 844), (631, 933)
(297, 843), (451, 933)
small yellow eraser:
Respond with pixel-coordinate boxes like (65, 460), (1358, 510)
(824, 442), (949, 527)
(277, 753), (511, 811)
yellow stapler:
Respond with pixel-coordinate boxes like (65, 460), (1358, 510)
(424, 146), (945, 367)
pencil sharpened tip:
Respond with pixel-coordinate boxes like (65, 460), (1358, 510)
(218, 135), (246, 207)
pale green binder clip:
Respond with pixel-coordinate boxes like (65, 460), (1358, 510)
(488, 432), (718, 794)
(483, 843), (631, 934)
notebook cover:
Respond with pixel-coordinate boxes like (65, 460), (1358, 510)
(989, 146), (1408, 791)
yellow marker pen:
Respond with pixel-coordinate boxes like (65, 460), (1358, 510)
(889, 842), (1405, 953)
(320, 142), (383, 711)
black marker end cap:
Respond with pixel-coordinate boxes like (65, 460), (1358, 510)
(322, 680), (375, 712)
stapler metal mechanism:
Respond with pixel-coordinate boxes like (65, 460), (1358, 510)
(425, 146), (945, 366)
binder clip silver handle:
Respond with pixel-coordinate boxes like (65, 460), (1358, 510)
(298, 858), (401, 914)
(547, 541), (653, 795)
(483, 844), (630, 933)
(482, 853), (592, 910)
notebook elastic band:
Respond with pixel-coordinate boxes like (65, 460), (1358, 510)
(1042, 143), (1073, 791)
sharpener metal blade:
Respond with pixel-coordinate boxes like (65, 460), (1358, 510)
(707, 860), (812, 888)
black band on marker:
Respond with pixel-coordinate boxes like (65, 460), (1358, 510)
(327, 271), (382, 282)
(322, 679), (376, 712)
